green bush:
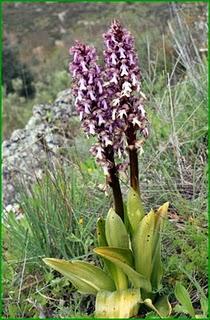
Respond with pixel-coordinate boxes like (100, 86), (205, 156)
(3, 44), (35, 97)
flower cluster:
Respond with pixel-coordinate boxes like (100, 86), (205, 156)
(69, 42), (117, 174)
(69, 21), (148, 175)
(69, 42), (104, 134)
(103, 20), (148, 140)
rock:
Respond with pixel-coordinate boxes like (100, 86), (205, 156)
(10, 129), (26, 142)
(3, 89), (78, 207)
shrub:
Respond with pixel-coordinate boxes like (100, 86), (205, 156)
(3, 43), (35, 97)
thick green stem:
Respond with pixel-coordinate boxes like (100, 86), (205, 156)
(106, 149), (124, 221)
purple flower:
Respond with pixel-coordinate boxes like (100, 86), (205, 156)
(69, 41), (116, 173)
(69, 41), (104, 136)
(102, 20), (148, 155)
(69, 21), (149, 175)
(118, 46), (126, 59)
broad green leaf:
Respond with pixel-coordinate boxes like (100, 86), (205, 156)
(152, 202), (169, 255)
(151, 202), (169, 290)
(174, 282), (195, 317)
(94, 247), (151, 292)
(95, 247), (134, 266)
(156, 202), (169, 221)
(144, 296), (172, 318)
(153, 202), (169, 245)
(105, 208), (129, 249)
(150, 203), (168, 289)
(154, 295), (172, 317)
(43, 258), (115, 295)
(123, 201), (133, 235)
(132, 209), (155, 280)
(95, 289), (142, 318)
(96, 219), (128, 290)
(127, 188), (145, 233)
(150, 238), (163, 290)
(105, 208), (129, 290)
(94, 246), (130, 290)
(97, 217), (108, 247)
(97, 217), (117, 280)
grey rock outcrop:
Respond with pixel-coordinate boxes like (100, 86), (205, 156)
(3, 89), (78, 207)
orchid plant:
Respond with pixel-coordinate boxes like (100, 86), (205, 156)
(43, 21), (171, 318)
